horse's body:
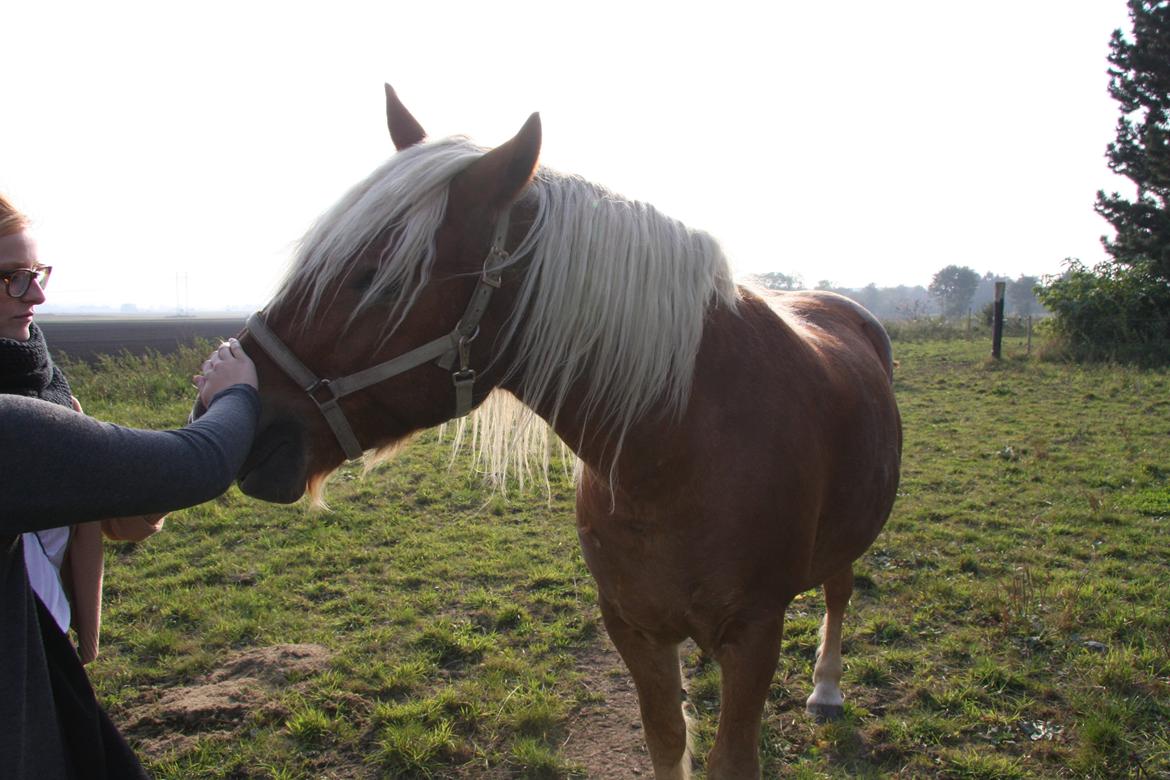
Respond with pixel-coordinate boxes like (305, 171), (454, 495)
(237, 86), (901, 779)
(578, 288), (898, 644)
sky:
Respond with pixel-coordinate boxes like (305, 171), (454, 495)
(3, 1), (1135, 313)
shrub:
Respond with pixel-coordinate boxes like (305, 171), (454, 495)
(1038, 261), (1170, 364)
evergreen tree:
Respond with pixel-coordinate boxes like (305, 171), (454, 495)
(1040, 0), (1170, 362)
(1095, 0), (1170, 281)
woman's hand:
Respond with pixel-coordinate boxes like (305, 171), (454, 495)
(194, 338), (258, 408)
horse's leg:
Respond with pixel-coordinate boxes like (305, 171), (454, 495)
(806, 565), (854, 720)
(599, 596), (691, 780)
(706, 616), (784, 780)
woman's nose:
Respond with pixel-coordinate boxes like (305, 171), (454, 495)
(23, 277), (47, 304)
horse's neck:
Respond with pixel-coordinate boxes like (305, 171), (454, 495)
(487, 194), (728, 485)
(496, 354), (685, 492)
(496, 293), (768, 491)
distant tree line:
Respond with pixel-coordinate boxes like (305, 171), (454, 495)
(747, 268), (1044, 322)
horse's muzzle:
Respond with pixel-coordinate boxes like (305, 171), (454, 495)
(237, 420), (308, 504)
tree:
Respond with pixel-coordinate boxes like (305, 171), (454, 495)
(1094, 0), (1170, 282)
(928, 265), (979, 318)
(751, 271), (804, 290)
(1007, 275), (1039, 316)
(1039, 0), (1170, 362)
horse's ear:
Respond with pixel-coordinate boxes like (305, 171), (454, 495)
(449, 112), (542, 215)
(385, 83), (426, 150)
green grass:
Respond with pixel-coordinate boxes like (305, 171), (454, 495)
(62, 337), (1170, 778)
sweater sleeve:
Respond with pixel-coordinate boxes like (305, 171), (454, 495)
(0, 385), (260, 534)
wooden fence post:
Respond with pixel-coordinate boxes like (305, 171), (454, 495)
(991, 281), (1006, 359)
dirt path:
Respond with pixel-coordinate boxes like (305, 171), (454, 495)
(560, 636), (656, 778)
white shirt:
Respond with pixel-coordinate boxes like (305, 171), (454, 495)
(22, 526), (72, 633)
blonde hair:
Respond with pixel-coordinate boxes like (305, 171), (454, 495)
(0, 193), (30, 239)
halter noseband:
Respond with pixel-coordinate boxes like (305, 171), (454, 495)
(245, 212), (511, 461)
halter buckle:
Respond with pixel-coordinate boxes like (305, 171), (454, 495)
(486, 248), (509, 278)
(306, 378), (338, 407)
(456, 329), (479, 372)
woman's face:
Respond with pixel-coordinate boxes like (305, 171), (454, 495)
(0, 231), (45, 341)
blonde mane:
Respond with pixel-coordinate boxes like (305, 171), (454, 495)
(274, 137), (740, 487)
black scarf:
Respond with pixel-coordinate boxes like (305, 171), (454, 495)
(0, 322), (74, 408)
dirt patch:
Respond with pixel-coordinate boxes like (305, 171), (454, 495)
(121, 639), (673, 776)
(560, 636), (655, 778)
(206, 643), (334, 686)
(124, 643), (334, 757)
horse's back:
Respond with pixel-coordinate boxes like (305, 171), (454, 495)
(752, 288), (895, 383)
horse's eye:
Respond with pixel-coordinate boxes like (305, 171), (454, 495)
(351, 269), (377, 291)
(351, 270), (403, 304)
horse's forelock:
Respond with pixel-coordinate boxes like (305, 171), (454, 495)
(273, 138), (487, 337)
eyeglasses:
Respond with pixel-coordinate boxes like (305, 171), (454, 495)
(1, 265), (52, 298)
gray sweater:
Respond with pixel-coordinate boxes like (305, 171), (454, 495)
(1, 385), (260, 779)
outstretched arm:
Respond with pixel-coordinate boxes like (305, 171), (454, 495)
(1, 339), (261, 534)
(0, 386), (259, 533)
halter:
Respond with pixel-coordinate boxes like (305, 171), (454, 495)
(245, 212), (511, 461)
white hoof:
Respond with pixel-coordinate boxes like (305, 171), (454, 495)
(806, 700), (845, 721)
(806, 683), (845, 721)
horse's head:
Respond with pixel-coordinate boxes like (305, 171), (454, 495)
(237, 85), (541, 503)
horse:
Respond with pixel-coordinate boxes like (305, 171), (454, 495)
(235, 84), (902, 779)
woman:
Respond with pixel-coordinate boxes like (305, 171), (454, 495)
(1, 194), (261, 778)
(0, 193), (162, 668)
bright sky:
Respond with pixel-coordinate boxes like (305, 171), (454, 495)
(3, 1), (1134, 313)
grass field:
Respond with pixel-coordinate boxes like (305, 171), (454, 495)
(61, 336), (1170, 778)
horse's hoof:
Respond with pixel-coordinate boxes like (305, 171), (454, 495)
(806, 702), (845, 722)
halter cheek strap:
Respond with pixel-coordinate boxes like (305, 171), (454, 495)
(246, 212), (511, 461)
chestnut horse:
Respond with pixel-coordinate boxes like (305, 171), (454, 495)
(236, 85), (901, 779)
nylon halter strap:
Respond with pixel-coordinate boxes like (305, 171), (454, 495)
(245, 212), (511, 461)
